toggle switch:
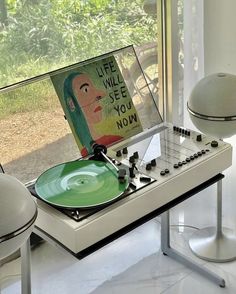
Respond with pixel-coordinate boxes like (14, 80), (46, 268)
(196, 134), (202, 142)
(151, 159), (156, 167)
(116, 150), (122, 157)
(146, 163), (152, 171)
(122, 147), (128, 154)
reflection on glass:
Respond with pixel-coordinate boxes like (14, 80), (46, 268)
(142, 134), (161, 163)
(0, 45), (161, 183)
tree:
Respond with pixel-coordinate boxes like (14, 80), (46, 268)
(0, 0), (8, 26)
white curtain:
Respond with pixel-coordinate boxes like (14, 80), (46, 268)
(183, 0), (204, 128)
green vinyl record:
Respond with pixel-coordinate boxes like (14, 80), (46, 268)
(35, 160), (128, 209)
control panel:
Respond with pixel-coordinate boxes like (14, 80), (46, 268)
(109, 123), (230, 183)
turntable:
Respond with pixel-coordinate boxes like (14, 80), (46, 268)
(30, 121), (231, 260)
(13, 46), (232, 285)
(29, 146), (156, 222)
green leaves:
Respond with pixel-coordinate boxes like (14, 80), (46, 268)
(0, 0), (157, 87)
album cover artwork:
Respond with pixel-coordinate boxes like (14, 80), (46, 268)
(51, 55), (143, 156)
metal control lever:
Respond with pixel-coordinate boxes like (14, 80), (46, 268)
(100, 151), (119, 172)
(101, 151), (127, 183)
(92, 143), (126, 183)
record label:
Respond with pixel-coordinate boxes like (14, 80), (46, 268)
(35, 160), (128, 209)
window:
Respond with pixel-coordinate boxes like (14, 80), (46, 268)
(163, 0), (204, 127)
(0, 0), (161, 183)
(0, 1), (158, 88)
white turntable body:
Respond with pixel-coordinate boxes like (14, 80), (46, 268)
(33, 122), (232, 255)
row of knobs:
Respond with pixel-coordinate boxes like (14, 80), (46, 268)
(173, 126), (191, 136)
(173, 149), (210, 169)
(174, 126), (219, 148)
(145, 148), (210, 176)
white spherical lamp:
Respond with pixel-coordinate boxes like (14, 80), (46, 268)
(0, 174), (37, 259)
(188, 73), (236, 138)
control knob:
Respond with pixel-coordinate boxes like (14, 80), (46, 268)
(116, 150), (122, 157)
(151, 159), (156, 167)
(196, 134), (202, 142)
(129, 156), (135, 163)
(146, 163), (152, 171)
(122, 147), (128, 154)
(211, 140), (218, 148)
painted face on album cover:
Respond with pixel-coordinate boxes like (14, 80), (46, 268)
(72, 74), (106, 124)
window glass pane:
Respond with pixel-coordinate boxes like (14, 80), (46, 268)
(0, 0), (158, 87)
(0, 0), (160, 183)
(182, 0), (204, 127)
(169, 0), (203, 126)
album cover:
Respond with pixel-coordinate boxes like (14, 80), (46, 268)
(51, 55), (143, 156)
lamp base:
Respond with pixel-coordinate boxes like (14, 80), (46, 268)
(189, 226), (236, 262)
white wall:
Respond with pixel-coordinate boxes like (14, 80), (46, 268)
(183, 0), (204, 128)
(204, 0), (236, 75)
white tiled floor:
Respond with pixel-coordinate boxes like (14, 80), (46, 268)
(2, 136), (236, 293)
(2, 192), (236, 294)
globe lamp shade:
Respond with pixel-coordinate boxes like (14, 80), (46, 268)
(0, 174), (37, 259)
(187, 73), (236, 138)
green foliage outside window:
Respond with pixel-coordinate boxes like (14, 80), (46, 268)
(0, 0), (157, 88)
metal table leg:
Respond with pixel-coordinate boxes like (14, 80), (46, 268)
(20, 238), (31, 294)
(189, 179), (236, 262)
(161, 210), (225, 287)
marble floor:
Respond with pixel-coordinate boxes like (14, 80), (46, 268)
(2, 136), (236, 293)
(2, 179), (236, 294)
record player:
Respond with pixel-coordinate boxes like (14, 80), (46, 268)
(16, 46), (231, 258)
(29, 122), (232, 258)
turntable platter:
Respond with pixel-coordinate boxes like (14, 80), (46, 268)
(35, 160), (128, 209)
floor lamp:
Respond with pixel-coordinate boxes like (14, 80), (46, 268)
(0, 174), (37, 293)
(187, 72), (236, 262)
